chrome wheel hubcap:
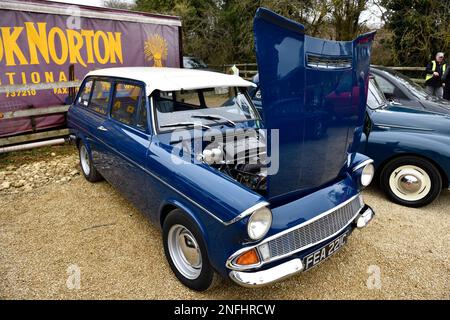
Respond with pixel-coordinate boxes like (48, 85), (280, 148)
(80, 145), (90, 176)
(168, 225), (202, 279)
(389, 165), (431, 201)
(399, 175), (421, 193)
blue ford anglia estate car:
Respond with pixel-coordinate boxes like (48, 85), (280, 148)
(68, 8), (376, 291)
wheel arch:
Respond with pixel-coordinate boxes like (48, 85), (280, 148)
(158, 200), (209, 242)
(158, 199), (223, 272)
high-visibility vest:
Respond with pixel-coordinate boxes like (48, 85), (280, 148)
(425, 60), (446, 81)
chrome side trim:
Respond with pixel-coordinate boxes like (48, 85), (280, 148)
(71, 124), (228, 225)
(224, 201), (270, 226)
(376, 123), (435, 132)
(352, 159), (374, 172)
(226, 194), (362, 271)
(105, 143), (227, 225)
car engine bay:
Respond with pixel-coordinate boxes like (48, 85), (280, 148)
(198, 131), (268, 194)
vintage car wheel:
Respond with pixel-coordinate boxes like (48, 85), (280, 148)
(380, 156), (442, 207)
(163, 209), (219, 291)
(78, 141), (103, 183)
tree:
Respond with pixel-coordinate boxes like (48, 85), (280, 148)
(382, 0), (450, 66)
(134, 0), (374, 64)
(330, 0), (367, 40)
(260, 0), (331, 38)
(104, 0), (135, 10)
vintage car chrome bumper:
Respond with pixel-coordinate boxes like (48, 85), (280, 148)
(228, 205), (374, 287)
(229, 258), (304, 287)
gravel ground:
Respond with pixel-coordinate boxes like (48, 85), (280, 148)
(0, 145), (449, 299)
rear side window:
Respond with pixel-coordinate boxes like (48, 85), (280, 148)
(111, 82), (147, 131)
(89, 80), (111, 115)
(77, 80), (93, 107)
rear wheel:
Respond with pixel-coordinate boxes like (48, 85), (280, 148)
(380, 156), (442, 207)
(78, 141), (102, 182)
(163, 209), (219, 291)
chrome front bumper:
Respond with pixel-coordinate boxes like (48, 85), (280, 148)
(228, 205), (374, 287)
(229, 258), (304, 287)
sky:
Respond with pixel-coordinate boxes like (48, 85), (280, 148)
(48, 0), (384, 28)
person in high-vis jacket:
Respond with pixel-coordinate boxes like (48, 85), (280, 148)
(442, 62), (450, 100)
(425, 52), (446, 98)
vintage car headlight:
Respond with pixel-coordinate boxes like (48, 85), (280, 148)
(247, 207), (272, 240)
(361, 163), (375, 187)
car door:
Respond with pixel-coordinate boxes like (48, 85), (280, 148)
(71, 77), (113, 172)
(102, 79), (152, 213)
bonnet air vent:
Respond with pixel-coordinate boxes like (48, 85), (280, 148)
(306, 54), (352, 69)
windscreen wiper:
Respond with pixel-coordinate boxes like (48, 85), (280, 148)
(191, 114), (236, 127)
(160, 122), (211, 130)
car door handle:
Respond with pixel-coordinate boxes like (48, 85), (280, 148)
(97, 126), (108, 131)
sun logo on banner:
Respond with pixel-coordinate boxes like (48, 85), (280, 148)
(144, 34), (168, 67)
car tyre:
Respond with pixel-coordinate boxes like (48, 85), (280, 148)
(78, 141), (103, 183)
(380, 156), (442, 207)
(163, 209), (219, 291)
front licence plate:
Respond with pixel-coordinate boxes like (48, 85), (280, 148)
(303, 232), (348, 271)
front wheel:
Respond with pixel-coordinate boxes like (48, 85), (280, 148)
(163, 209), (219, 291)
(380, 156), (442, 207)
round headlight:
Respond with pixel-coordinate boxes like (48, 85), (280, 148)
(247, 207), (272, 240)
(361, 163), (375, 187)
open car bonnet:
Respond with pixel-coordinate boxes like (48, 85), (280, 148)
(254, 8), (375, 202)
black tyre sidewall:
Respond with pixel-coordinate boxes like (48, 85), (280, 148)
(380, 156), (442, 207)
(162, 209), (216, 291)
(78, 141), (102, 183)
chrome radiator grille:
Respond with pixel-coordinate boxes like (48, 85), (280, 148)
(265, 196), (363, 259)
(306, 54), (352, 69)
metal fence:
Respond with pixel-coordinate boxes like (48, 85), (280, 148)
(209, 63), (258, 80)
(210, 63), (427, 83)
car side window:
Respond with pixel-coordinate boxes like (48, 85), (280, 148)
(77, 79), (93, 107)
(89, 80), (111, 115)
(111, 82), (147, 131)
(374, 74), (408, 100)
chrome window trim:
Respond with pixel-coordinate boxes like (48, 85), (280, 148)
(226, 194), (363, 271)
(149, 96), (158, 135)
(224, 201), (270, 226)
(352, 159), (374, 172)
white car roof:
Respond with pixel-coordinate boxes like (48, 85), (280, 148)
(86, 67), (256, 95)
